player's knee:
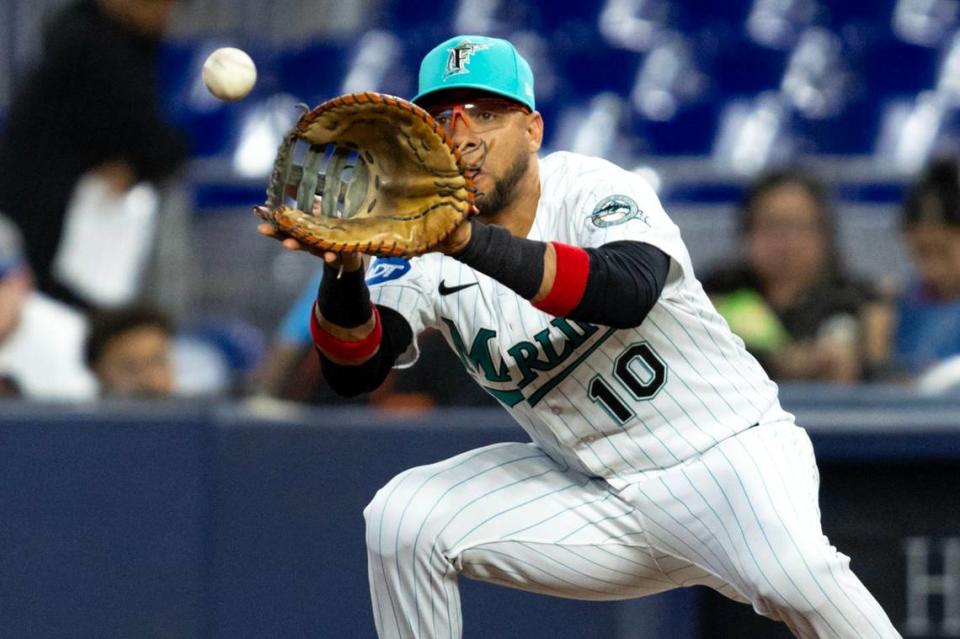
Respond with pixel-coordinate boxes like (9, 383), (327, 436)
(363, 471), (449, 560)
(363, 476), (404, 539)
(749, 545), (843, 617)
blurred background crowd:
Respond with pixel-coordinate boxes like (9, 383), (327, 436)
(3, 0), (960, 407)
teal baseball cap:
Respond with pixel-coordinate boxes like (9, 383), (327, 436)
(413, 35), (535, 111)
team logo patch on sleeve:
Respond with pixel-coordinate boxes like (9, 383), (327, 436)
(590, 194), (641, 228)
(366, 257), (411, 285)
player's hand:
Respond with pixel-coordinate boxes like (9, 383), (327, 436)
(257, 193), (364, 271)
(437, 217), (473, 255)
(256, 220), (363, 271)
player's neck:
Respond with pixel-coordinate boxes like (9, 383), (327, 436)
(478, 162), (541, 238)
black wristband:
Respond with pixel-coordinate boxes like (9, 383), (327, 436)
(316, 263), (372, 328)
(451, 219), (546, 299)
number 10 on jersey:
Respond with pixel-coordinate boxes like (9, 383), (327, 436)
(588, 342), (667, 425)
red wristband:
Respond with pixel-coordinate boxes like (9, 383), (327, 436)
(532, 242), (590, 316)
(310, 302), (383, 363)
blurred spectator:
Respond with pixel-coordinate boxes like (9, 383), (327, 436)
(253, 269), (371, 404)
(0, 0), (188, 309)
(85, 305), (174, 398)
(172, 317), (266, 398)
(254, 270), (331, 402)
(0, 214), (96, 400)
(702, 168), (877, 383)
(870, 157), (960, 383)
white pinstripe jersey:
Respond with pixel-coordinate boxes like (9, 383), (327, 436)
(367, 151), (779, 488)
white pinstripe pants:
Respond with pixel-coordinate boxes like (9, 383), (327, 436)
(364, 420), (900, 638)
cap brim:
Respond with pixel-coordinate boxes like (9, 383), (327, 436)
(413, 84), (532, 109)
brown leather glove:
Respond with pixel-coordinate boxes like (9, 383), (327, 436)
(256, 92), (476, 257)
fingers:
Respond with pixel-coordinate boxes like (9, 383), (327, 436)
(321, 251), (363, 272)
(256, 222), (278, 237)
(257, 222), (305, 251)
(256, 222), (362, 270)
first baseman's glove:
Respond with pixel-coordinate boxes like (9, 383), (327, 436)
(255, 92), (476, 257)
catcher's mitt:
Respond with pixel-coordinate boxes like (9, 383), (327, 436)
(255, 92), (476, 257)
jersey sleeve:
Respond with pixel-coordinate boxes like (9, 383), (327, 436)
(574, 169), (695, 294)
(365, 256), (438, 368)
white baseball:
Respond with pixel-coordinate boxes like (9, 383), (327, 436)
(202, 47), (257, 101)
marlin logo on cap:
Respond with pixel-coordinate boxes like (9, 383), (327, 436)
(443, 41), (490, 79)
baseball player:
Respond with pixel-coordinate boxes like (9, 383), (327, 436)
(260, 35), (899, 638)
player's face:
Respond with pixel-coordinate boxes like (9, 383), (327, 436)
(427, 94), (542, 215)
(95, 326), (175, 398)
(746, 184), (827, 288)
(906, 223), (960, 298)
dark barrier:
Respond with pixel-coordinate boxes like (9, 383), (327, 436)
(1, 387), (958, 638)
(0, 406), (209, 638)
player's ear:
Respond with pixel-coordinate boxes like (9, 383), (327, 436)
(525, 111), (543, 152)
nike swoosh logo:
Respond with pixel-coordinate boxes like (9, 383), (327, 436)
(438, 280), (478, 296)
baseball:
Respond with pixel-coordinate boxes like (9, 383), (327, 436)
(202, 47), (257, 101)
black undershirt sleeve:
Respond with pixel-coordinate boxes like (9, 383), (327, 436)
(455, 222), (672, 329)
(572, 240), (672, 329)
(451, 220), (545, 298)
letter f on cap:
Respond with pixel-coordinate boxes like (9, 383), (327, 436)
(444, 41), (491, 79)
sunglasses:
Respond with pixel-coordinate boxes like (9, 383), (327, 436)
(426, 98), (530, 134)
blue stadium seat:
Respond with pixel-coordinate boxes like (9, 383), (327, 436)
(556, 42), (640, 98)
(378, 0), (458, 31)
(672, 0), (749, 32)
(710, 36), (789, 95)
(538, 2), (599, 31)
(635, 103), (719, 155)
(274, 42), (350, 106)
(858, 40), (939, 96)
(790, 100), (885, 155)
(158, 42), (232, 157)
(376, 0), (458, 55)
(821, 0), (898, 31)
(179, 317), (266, 389)
(161, 1), (952, 195)
(159, 41), (288, 158)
